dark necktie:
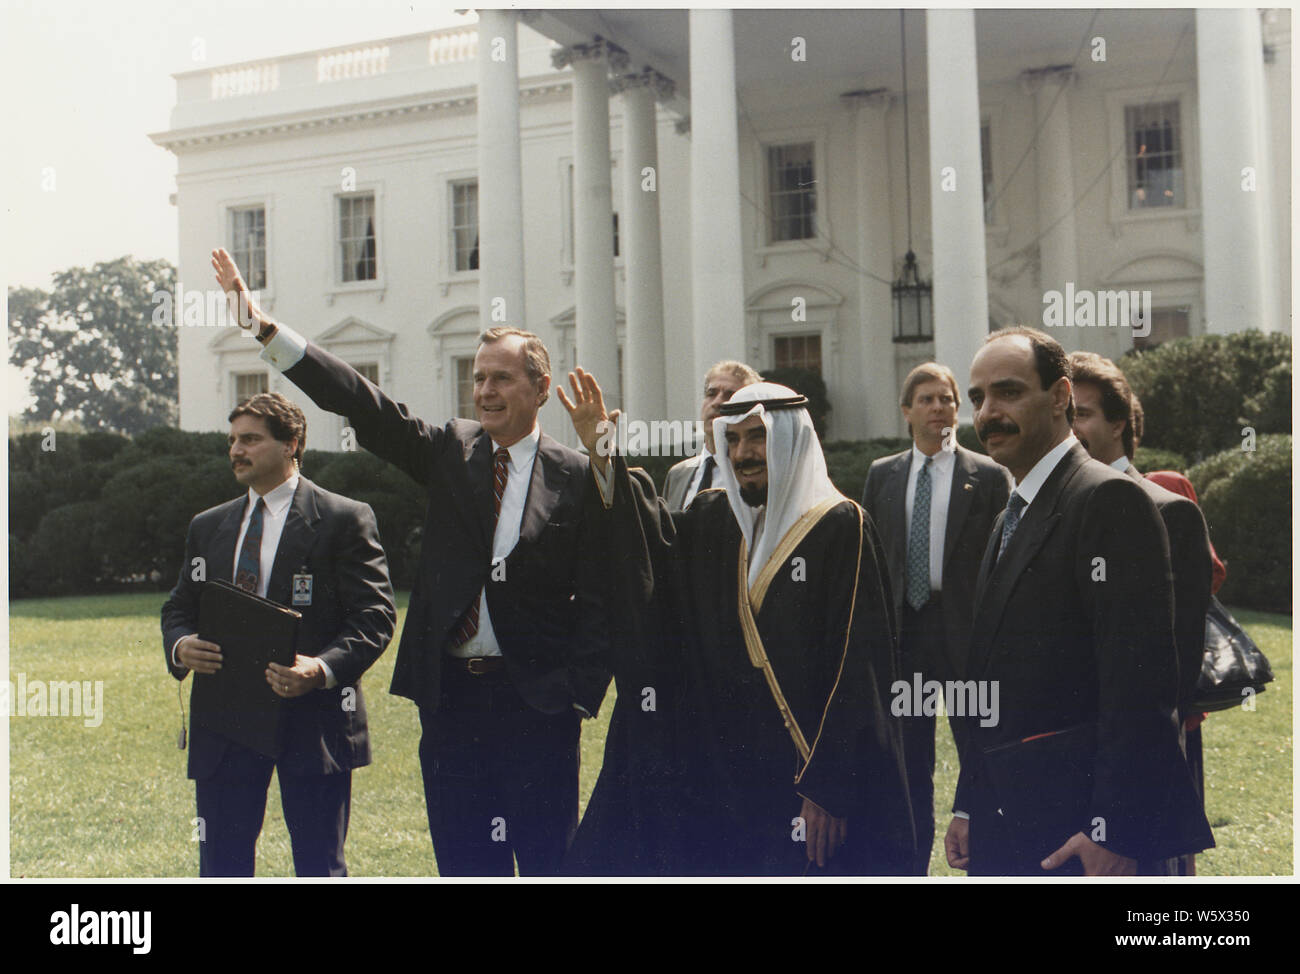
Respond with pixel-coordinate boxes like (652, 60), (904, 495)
(697, 454), (716, 493)
(905, 457), (933, 610)
(453, 446), (511, 647)
(996, 492), (1027, 562)
(234, 497), (266, 593)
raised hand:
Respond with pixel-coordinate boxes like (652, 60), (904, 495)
(556, 367), (620, 470)
(211, 247), (267, 332)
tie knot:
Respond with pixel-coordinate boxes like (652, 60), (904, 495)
(494, 446), (510, 465)
(1006, 492), (1026, 516)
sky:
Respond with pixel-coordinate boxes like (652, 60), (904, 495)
(1, 0), (476, 412)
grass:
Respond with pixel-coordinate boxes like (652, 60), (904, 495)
(8, 594), (1292, 877)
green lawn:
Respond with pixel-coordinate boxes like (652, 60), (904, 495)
(8, 593), (1292, 877)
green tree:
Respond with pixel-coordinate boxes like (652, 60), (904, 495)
(8, 257), (179, 435)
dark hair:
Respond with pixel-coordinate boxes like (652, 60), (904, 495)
(1130, 393), (1145, 455)
(984, 325), (1075, 424)
(478, 327), (551, 405)
(1068, 351), (1137, 459)
(229, 392), (306, 464)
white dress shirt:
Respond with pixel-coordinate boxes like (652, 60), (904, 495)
(682, 450), (718, 510)
(904, 443), (956, 592)
(1010, 433), (1078, 512)
(1110, 455), (1133, 473)
(171, 471), (335, 687)
(446, 425), (541, 658)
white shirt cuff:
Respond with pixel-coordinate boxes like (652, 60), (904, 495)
(318, 657), (337, 689)
(171, 635), (192, 669)
(259, 323), (308, 371)
(952, 810), (970, 820)
(591, 458), (615, 508)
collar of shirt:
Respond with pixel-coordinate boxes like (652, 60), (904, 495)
(1013, 433), (1076, 510)
(911, 441), (956, 473)
(1109, 455), (1132, 473)
(248, 472), (299, 517)
(491, 424), (541, 472)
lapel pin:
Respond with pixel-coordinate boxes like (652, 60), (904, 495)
(964, 482), (974, 491)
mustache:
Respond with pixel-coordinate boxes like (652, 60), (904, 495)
(978, 420), (1020, 440)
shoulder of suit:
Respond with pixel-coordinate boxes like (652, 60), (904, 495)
(666, 454), (702, 476)
(190, 494), (245, 526)
(867, 450), (910, 475)
(536, 431), (589, 474)
(297, 477), (370, 517)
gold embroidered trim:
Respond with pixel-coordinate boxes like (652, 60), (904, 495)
(749, 496), (845, 614)
(794, 503), (865, 785)
(738, 534), (812, 763)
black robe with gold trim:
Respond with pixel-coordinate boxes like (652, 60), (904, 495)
(567, 457), (915, 876)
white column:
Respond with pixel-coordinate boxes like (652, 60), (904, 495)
(1196, 8), (1274, 333)
(618, 72), (671, 423)
(688, 9), (747, 385)
(476, 9), (526, 329)
(845, 90), (898, 438)
(926, 9), (988, 416)
(1026, 69), (1079, 316)
(557, 41), (624, 394)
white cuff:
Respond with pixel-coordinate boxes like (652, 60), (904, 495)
(591, 459), (615, 508)
(318, 657), (337, 689)
(259, 323), (308, 371)
(952, 810), (970, 821)
(171, 635), (193, 669)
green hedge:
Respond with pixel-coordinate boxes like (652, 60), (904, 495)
(1189, 434), (1291, 612)
(1120, 331), (1291, 464)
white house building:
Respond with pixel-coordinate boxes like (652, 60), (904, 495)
(151, 7), (1291, 447)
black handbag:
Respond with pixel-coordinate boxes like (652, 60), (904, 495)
(1193, 596), (1273, 712)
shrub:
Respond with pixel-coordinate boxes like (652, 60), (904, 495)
(1188, 434), (1291, 612)
(1120, 331), (1290, 463)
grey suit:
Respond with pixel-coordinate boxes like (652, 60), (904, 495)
(663, 453), (707, 513)
(861, 444), (1011, 872)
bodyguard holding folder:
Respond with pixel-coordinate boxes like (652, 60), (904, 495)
(162, 393), (396, 876)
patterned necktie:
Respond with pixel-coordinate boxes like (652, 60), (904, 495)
(996, 492), (1027, 562)
(453, 446), (511, 647)
(234, 497), (265, 593)
(905, 457), (933, 610)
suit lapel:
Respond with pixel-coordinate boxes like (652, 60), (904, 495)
(464, 429), (496, 551)
(519, 434), (571, 544)
(943, 447), (979, 571)
(266, 477), (321, 606)
(968, 445), (1086, 676)
(210, 499), (246, 584)
(884, 452), (910, 582)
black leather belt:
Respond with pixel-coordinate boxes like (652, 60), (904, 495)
(447, 656), (506, 676)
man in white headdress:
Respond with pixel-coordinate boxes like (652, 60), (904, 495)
(559, 369), (913, 876)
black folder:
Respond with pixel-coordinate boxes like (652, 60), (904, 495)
(192, 579), (301, 758)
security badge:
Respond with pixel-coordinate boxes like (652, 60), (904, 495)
(292, 571), (313, 606)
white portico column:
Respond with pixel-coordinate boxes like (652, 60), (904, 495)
(688, 9), (747, 385)
(1025, 68), (1079, 327)
(926, 9), (988, 414)
(844, 90), (898, 438)
(1196, 8), (1274, 333)
(554, 41), (626, 394)
(616, 70), (672, 424)
(476, 9), (526, 329)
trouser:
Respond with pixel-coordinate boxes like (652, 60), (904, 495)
(194, 741), (351, 877)
(418, 661), (580, 877)
(899, 596), (945, 875)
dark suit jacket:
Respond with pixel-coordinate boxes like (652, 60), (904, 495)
(954, 442), (1212, 865)
(663, 454), (705, 513)
(161, 476), (397, 780)
(278, 342), (610, 717)
(860, 445), (1011, 681)
(1128, 465), (1214, 717)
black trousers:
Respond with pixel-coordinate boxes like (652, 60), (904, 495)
(898, 596), (945, 875)
(194, 740), (351, 877)
(418, 662), (580, 877)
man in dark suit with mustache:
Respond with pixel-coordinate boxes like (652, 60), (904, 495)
(943, 327), (1211, 876)
(162, 392), (396, 876)
(860, 362), (1010, 873)
(212, 248), (609, 876)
